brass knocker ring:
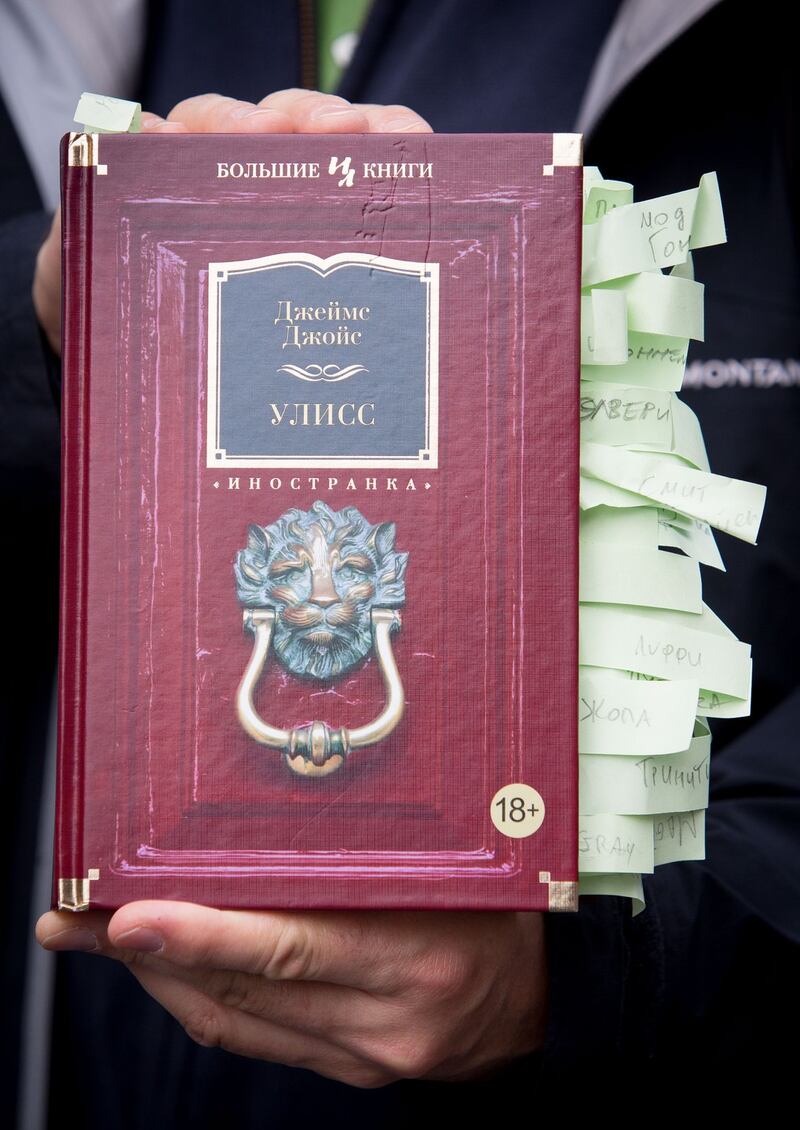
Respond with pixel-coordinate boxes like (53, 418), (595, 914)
(236, 607), (405, 777)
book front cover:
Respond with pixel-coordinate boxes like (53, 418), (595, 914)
(57, 132), (581, 911)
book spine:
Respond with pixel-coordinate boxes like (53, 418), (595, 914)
(53, 136), (93, 909)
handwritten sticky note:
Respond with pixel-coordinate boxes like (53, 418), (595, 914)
(583, 330), (689, 390)
(580, 542), (702, 612)
(582, 172), (725, 286)
(580, 381), (674, 448)
(580, 735), (711, 815)
(578, 668), (699, 755)
(622, 396), (709, 470)
(622, 655), (752, 717)
(579, 603), (752, 699)
(75, 92), (142, 133)
(584, 177), (634, 225)
(581, 443), (767, 544)
(578, 813), (655, 873)
(581, 474), (652, 511)
(654, 809), (706, 865)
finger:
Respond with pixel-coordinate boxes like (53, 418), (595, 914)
(140, 111), (189, 133)
(36, 907), (112, 952)
(32, 207), (62, 353)
(38, 905), (402, 1069)
(257, 87), (345, 110)
(258, 89), (370, 132)
(141, 119), (190, 133)
(35, 211), (61, 276)
(107, 902), (417, 993)
(166, 93), (294, 133)
(258, 89), (432, 133)
(350, 103), (433, 132)
(128, 963), (388, 1087)
(114, 948), (391, 1047)
(140, 111), (166, 129)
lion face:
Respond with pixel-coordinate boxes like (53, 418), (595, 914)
(234, 501), (408, 680)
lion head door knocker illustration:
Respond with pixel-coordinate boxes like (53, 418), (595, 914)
(234, 501), (408, 777)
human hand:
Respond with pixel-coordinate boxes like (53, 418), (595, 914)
(36, 903), (548, 1087)
(32, 89), (432, 354)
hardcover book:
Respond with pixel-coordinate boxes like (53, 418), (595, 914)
(56, 131), (582, 912)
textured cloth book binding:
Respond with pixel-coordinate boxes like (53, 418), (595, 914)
(55, 130), (583, 912)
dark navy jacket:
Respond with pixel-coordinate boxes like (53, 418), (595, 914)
(2, 1), (798, 1124)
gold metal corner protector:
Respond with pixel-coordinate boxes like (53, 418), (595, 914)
(542, 132), (583, 177)
(67, 132), (108, 175)
(58, 868), (100, 911)
(539, 870), (579, 911)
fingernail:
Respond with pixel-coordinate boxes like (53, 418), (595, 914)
(42, 928), (99, 952)
(235, 109), (289, 128)
(114, 926), (164, 953)
(243, 108), (286, 119)
(309, 106), (360, 122)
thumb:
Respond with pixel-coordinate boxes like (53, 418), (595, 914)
(33, 206), (61, 355)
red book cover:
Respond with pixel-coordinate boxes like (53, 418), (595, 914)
(55, 131), (581, 912)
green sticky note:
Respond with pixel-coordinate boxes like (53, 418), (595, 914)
(580, 542), (702, 612)
(580, 505), (659, 547)
(690, 172), (727, 251)
(581, 173), (726, 286)
(582, 166), (604, 196)
(584, 177), (634, 225)
(580, 442), (767, 544)
(74, 92), (142, 133)
(599, 272), (705, 341)
(579, 603), (752, 699)
(623, 399), (709, 472)
(578, 667), (699, 755)
(658, 510), (725, 571)
(583, 331), (689, 391)
(578, 813), (655, 873)
(625, 656), (752, 718)
(580, 734), (711, 815)
(665, 397), (709, 471)
(581, 474), (652, 511)
(580, 290), (628, 364)
(653, 809), (706, 865)
(670, 251), (695, 281)
(697, 672), (753, 719)
(580, 381), (674, 447)
(695, 601), (739, 638)
(578, 872), (646, 916)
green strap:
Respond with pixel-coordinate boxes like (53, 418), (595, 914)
(314, 0), (373, 94)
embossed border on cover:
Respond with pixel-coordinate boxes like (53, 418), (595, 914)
(206, 251), (440, 470)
